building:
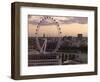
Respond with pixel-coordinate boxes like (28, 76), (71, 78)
(77, 34), (83, 39)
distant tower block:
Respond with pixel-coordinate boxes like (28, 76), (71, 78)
(43, 33), (45, 38)
(78, 34), (83, 39)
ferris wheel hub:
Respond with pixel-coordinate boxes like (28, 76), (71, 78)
(35, 16), (62, 54)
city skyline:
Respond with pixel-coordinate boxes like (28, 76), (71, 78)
(28, 15), (88, 37)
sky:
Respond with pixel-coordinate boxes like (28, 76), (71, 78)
(28, 15), (88, 37)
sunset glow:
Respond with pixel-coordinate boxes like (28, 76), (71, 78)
(28, 15), (88, 37)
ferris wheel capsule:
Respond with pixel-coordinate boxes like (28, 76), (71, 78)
(35, 32), (37, 35)
(35, 16), (62, 53)
(36, 29), (38, 31)
(54, 20), (56, 21)
(59, 32), (62, 34)
(58, 27), (61, 30)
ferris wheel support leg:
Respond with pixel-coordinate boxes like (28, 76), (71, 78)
(43, 39), (47, 54)
(40, 39), (47, 54)
(40, 42), (45, 53)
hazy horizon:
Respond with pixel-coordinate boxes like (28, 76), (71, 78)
(28, 15), (88, 37)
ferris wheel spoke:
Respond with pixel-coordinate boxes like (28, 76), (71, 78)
(35, 16), (62, 54)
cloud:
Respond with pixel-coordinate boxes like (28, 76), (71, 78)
(29, 19), (57, 25)
(28, 16), (88, 26)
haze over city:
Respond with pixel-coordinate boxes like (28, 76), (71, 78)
(28, 15), (88, 37)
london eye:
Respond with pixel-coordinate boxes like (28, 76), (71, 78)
(35, 16), (62, 54)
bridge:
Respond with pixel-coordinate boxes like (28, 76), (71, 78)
(28, 52), (81, 66)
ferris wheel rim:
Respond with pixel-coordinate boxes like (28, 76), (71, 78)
(35, 16), (62, 53)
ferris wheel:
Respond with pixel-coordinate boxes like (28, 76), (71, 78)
(35, 16), (62, 54)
